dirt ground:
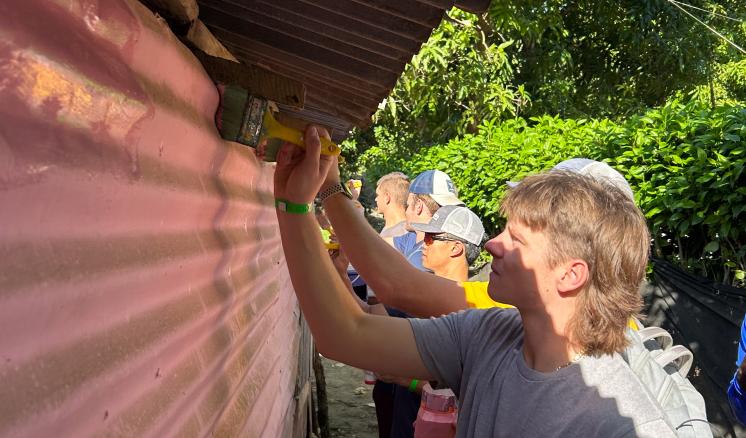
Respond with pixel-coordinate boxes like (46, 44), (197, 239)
(320, 356), (379, 438)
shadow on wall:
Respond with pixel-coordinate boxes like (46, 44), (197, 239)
(644, 258), (746, 438)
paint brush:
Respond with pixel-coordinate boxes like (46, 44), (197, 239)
(214, 83), (341, 162)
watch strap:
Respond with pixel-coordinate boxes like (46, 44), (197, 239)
(318, 183), (351, 204)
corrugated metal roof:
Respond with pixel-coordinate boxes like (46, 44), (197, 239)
(0, 0), (311, 436)
(195, 0), (483, 139)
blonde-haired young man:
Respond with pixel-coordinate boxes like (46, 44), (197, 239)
(375, 172), (410, 241)
(273, 126), (675, 437)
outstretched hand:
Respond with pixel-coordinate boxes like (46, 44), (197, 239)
(274, 125), (340, 204)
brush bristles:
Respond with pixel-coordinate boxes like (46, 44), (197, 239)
(216, 84), (249, 143)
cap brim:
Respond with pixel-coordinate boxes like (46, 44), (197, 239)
(429, 193), (464, 206)
(410, 222), (445, 234)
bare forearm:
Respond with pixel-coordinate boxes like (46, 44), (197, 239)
(277, 211), (363, 355)
(323, 195), (467, 316)
(323, 194), (405, 297)
(276, 210), (430, 378)
(276, 210), (431, 378)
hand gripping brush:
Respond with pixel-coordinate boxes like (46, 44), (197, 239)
(215, 83), (341, 162)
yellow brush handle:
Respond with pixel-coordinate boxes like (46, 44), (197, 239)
(263, 111), (341, 156)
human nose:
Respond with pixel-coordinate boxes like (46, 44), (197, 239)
(484, 230), (507, 258)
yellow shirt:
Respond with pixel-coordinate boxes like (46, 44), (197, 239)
(461, 281), (639, 330)
(461, 281), (513, 309)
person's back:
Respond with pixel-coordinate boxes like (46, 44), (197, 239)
(392, 231), (426, 272)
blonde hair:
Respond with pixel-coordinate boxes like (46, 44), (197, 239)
(500, 171), (650, 356)
(377, 172), (410, 208)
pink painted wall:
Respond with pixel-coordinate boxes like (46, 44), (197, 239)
(0, 0), (309, 436)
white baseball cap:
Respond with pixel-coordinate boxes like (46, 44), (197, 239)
(507, 158), (634, 200)
(409, 170), (464, 206)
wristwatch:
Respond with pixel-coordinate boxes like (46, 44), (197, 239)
(318, 182), (353, 204)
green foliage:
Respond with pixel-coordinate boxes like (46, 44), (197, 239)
(395, 117), (610, 232)
(347, 1), (746, 176)
(371, 9), (529, 148)
(601, 100), (746, 285)
(359, 100), (746, 286)
(719, 59), (746, 102)
(488, 0), (746, 117)
(688, 59), (746, 107)
(348, 2), (746, 286)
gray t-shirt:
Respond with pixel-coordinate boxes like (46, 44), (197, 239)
(409, 308), (676, 438)
(380, 220), (408, 239)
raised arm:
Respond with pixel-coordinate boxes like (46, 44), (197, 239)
(273, 126), (432, 379)
(320, 174), (467, 318)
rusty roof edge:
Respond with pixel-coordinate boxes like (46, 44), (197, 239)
(188, 0), (493, 140)
(192, 48), (306, 108)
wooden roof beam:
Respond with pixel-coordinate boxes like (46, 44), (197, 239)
(193, 49), (306, 108)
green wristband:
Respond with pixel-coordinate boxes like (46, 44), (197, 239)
(408, 379), (419, 392)
(275, 198), (311, 214)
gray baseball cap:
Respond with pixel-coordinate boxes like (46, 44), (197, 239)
(507, 158), (634, 201)
(411, 205), (485, 245)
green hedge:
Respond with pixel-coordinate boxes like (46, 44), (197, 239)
(601, 101), (746, 285)
(358, 100), (746, 285)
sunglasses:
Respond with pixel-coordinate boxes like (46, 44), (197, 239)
(423, 233), (461, 246)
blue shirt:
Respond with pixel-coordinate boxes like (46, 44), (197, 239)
(728, 316), (746, 425)
(393, 231), (426, 272)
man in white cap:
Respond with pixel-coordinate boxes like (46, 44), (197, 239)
(394, 170), (465, 272)
(507, 157), (635, 200)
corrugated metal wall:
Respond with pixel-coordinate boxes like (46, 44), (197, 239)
(0, 0), (310, 436)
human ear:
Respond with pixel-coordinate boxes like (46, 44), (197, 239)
(415, 199), (423, 216)
(451, 241), (465, 258)
(557, 259), (589, 295)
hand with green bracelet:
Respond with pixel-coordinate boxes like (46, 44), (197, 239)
(274, 125), (335, 208)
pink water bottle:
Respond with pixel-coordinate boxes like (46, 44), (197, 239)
(413, 383), (457, 438)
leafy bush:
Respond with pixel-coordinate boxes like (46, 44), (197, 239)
(719, 59), (746, 103)
(358, 100), (746, 286)
(601, 101), (746, 285)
